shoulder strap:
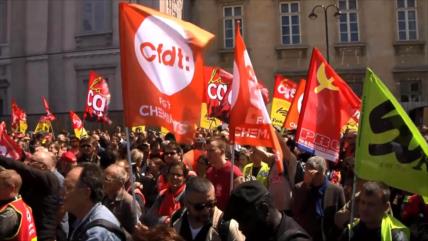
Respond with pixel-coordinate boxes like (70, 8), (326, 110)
(82, 219), (127, 241)
(216, 212), (230, 241)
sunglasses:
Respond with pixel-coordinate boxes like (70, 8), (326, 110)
(190, 200), (216, 211)
(164, 151), (177, 156)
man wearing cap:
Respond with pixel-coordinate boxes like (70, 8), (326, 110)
(291, 156), (345, 241)
(57, 151), (77, 176)
(224, 181), (311, 241)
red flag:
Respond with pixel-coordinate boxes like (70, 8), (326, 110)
(11, 100), (27, 134)
(229, 23), (284, 173)
(119, 3), (214, 143)
(69, 111), (88, 139)
(0, 122), (23, 160)
(84, 71), (112, 124)
(295, 48), (361, 161)
(42, 96), (56, 121)
(204, 66), (233, 122)
(283, 79), (306, 130)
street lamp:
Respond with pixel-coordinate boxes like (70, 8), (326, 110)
(308, 4), (341, 63)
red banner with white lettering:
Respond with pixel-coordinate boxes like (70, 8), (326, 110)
(229, 23), (284, 173)
(84, 71), (112, 124)
(119, 3), (214, 143)
(204, 66), (232, 122)
(270, 75), (297, 128)
(0, 122), (23, 160)
(295, 48), (361, 161)
(42, 96), (56, 121)
(283, 79), (306, 130)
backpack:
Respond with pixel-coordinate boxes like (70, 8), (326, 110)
(72, 219), (132, 241)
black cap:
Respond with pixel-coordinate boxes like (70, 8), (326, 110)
(223, 181), (269, 221)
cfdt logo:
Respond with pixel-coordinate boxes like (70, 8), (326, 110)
(134, 16), (195, 96)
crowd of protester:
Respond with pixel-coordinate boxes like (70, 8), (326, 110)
(0, 125), (427, 241)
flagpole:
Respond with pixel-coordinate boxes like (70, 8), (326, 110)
(230, 143), (236, 193)
(348, 174), (357, 241)
(125, 127), (139, 224)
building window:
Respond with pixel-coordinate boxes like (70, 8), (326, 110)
(338, 0), (359, 42)
(223, 5), (243, 49)
(81, 0), (110, 34)
(280, 2), (300, 45)
(400, 79), (421, 102)
(0, 0), (7, 44)
(396, 0), (417, 41)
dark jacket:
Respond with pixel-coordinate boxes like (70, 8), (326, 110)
(271, 212), (312, 241)
(0, 156), (60, 241)
(291, 180), (345, 241)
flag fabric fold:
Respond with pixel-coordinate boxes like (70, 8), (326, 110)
(204, 66), (233, 123)
(283, 79), (306, 130)
(42, 96), (56, 121)
(69, 111), (88, 139)
(119, 3), (214, 143)
(84, 71), (112, 124)
(295, 48), (361, 161)
(0, 122), (23, 160)
(11, 100), (28, 135)
(270, 75), (297, 128)
(229, 23), (284, 173)
(355, 68), (428, 196)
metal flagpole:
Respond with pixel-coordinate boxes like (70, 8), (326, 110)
(230, 143), (236, 193)
(348, 174), (358, 241)
(125, 127), (139, 224)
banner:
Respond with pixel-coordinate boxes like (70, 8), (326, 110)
(84, 71), (112, 124)
(34, 116), (53, 134)
(69, 111), (88, 139)
(204, 66), (233, 122)
(42, 96), (56, 121)
(229, 23), (284, 173)
(283, 79), (306, 130)
(11, 100), (28, 135)
(356, 68), (428, 196)
(295, 48), (361, 161)
(119, 3), (214, 143)
(0, 122), (23, 160)
(270, 75), (297, 128)
(200, 103), (222, 129)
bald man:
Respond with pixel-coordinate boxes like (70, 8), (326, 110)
(0, 169), (37, 240)
(0, 150), (61, 240)
(103, 163), (141, 233)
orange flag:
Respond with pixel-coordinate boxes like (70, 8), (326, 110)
(283, 79), (306, 130)
(295, 48), (361, 161)
(229, 23), (284, 173)
(119, 3), (214, 143)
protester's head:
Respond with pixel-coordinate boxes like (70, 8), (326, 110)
(206, 137), (227, 167)
(27, 150), (57, 172)
(79, 136), (98, 157)
(184, 177), (216, 225)
(69, 135), (80, 149)
(147, 157), (164, 178)
(163, 142), (183, 165)
(359, 181), (390, 227)
(104, 164), (128, 199)
(193, 136), (206, 150)
(224, 181), (279, 240)
(131, 148), (145, 167)
(133, 225), (185, 241)
(167, 162), (188, 192)
(0, 169), (22, 200)
(63, 164), (104, 218)
(57, 151), (77, 176)
(304, 156), (327, 186)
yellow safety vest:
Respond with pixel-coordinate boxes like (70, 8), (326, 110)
(243, 162), (270, 187)
(348, 214), (409, 241)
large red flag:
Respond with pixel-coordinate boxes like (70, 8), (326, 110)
(283, 79), (306, 130)
(84, 71), (112, 124)
(0, 122), (23, 160)
(295, 48), (361, 161)
(204, 66), (233, 122)
(119, 3), (214, 143)
(229, 23), (284, 173)
(11, 100), (28, 134)
(42, 96), (56, 121)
